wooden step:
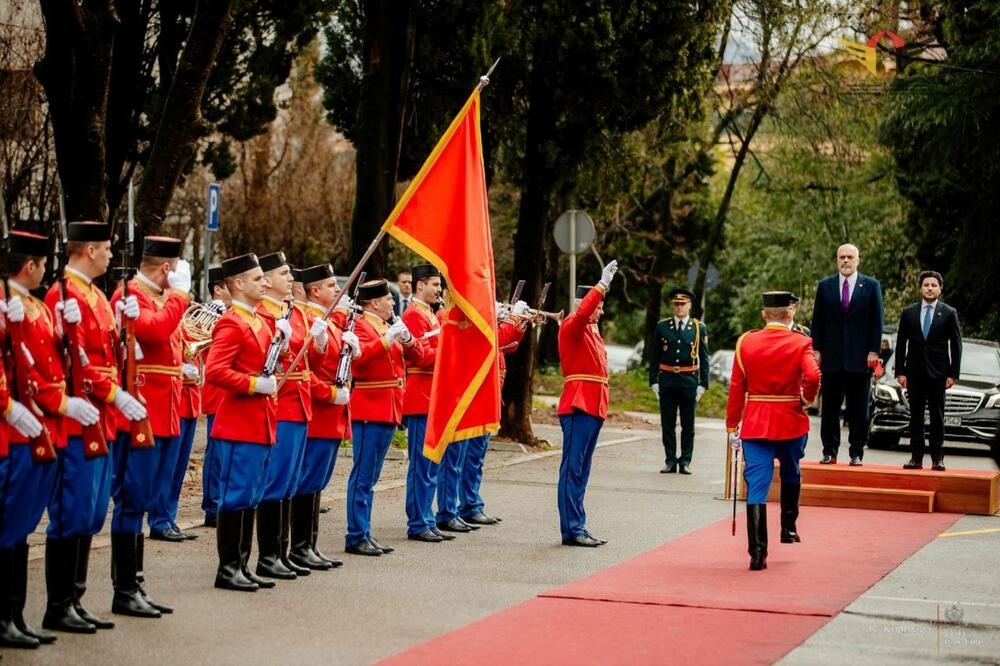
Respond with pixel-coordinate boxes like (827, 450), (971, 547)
(768, 483), (935, 513)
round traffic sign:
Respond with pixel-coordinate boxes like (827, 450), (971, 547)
(553, 209), (595, 255)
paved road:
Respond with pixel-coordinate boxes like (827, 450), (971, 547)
(6, 418), (999, 665)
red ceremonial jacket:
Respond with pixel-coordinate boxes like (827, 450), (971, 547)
(4, 287), (71, 447)
(351, 311), (427, 425)
(558, 285), (610, 419)
(204, 301), (277, 445)
(497, 320), (526, 385)
(110, 278), (189, 437)
(0, 364), (10, 458)
(303, 303), (351, 440)
(45, 271), (122, 441)
(401, 300), (439, 416)
(725, 324), (822, 440)
(257, 297), (322, 423)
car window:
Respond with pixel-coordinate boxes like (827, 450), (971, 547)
(962, 345), (1000, 377)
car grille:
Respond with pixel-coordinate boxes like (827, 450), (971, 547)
(902, 389), (983, 415)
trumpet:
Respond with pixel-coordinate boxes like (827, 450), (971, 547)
(526, 307), (564, 324)
(181, 301), (225, 361)
(499, 306), (564, 325)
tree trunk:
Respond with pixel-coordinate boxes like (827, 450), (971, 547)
(349, 0), (418, 277)
(134, 0), (238, 236)
(34, 0), (119, 222)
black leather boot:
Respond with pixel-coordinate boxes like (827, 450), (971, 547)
(110, 533), (160, 618)
(311, 493), (342, 567)
(240, 509), (275, 589)
(256, 501), (298, 579)
(289, 494), (331, 570)
(780, 484), (802, 543)
(0, 547), (39, 648)
(42, 538), (95, 633)
(215, 510), (258, 591)
(74, 536), (114, 629)
(747, 505), (768, 571)
(12, 543), (56, 644)
(279, 498), (310, 576)
(135, 535), (173, 613)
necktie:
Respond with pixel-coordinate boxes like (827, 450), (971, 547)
(841, 278), (850, 312)
(922, 304), (933, 339)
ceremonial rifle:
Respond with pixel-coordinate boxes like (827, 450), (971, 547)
(731, 442), (740, 536)
(0, 186), (56, 462)
(262, 301), (294, 378)
(119, 180), (155, 448)
(56, 182), (108, 457)
(334, 271), (365, 388)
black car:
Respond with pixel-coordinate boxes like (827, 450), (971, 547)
(868, 338), (1000, 450)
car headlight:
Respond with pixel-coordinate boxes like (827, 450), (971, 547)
(986, 394), (1000, 409)
(873, 384), (900, 402)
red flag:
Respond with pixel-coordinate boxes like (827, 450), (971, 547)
(382, 90), (499, 462)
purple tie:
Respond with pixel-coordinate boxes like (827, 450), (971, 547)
(841, 279), (850, 312)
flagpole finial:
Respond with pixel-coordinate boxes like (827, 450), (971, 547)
(477, 57), (501, 91)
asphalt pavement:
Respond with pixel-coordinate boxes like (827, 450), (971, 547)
(5, 416), (999, 665)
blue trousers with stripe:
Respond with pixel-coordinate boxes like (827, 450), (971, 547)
(298, 438), (340, 495)
(435, 438), (470, 523)
(201, 414), (221, 517)
(459, 434), (491, 519)
(148, 416), (198, 531)
(48, 437), (112, 539)
(742, 435), (807, 505)
(216, 439), (271, 512)
(404, 415), (440, 535)
(558, 411), (603, 540)
(0, 446), (58, 548)
(262, 420), (308, 502)
(345, 421), (395, 548)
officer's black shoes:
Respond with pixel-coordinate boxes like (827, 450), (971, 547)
(408, 530), (444, 543)
(215, 511), (259, 592)
(583, 531), (608, 545)
(819, 455), (837, 464)
(849, 457), (863, 466)
(932, 459), (946, 471)
(431, 528), (456, 541)
(464, 512), (501, 525)
(204, 513), (218, 528)
(747, 505), (768, 571)
(457, 518), (480, 531)
(368, 538), (393, 554)
(437, 518), (473, 533)
(10, 544), (56, 644)
(779, 484), (802, 544)
(174, 526), (199, 541)
(149, 527), (186, 543)
(679, 464), (692, 475)
(73, 536), (114, 629)
(0, 547), (40, 648)
(660, 464), (677, 474)
(562, 534), (602, 547)
(345, 541), (382, 556)
(902, 458), (923, 469)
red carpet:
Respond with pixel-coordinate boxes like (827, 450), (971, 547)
(383, 508), (961, 665)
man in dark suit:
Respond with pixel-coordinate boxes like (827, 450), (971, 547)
(895, 271), (962, 471)
(810, 243), (884, 466)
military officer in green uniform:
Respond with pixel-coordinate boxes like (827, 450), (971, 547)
(789, 294), (811, 335)
(649, 288), (710, 474)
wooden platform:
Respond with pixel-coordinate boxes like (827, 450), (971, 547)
(766, 463), (1000, 515)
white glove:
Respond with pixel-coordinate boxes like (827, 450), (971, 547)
(134, 340), (144, 361)
(341, 330), (361, 358)
(651, 383), (660, 398)
(599, 259), (619, 288)
(729, 432), (742, 451)
(253, 375), (276, 395)
(496, 302), (511, 320)
(54, 298), (83, 337)
(336, 294), (354, 311)
(696, 385), (706, 402)
(5, 400), (43, 438)
(115, 295), (140, 321)
(182, 363), (200, 380)
(167, 259), (192, 293)
(385, 319), (412, 344)
(334, 387), (350, 406)
(77, 346), (90, 367)
(113, 390), (148, 421)
(275, 318), (292, 351)
(511, 300), (530, 317)
(310, 317), (329, 351)
(65, 396), (100, 426)
(7, 296), (24, 323)
(0, 299), (6, 330)
(211, 299), (226, 312)
(20, 343), (34, 367)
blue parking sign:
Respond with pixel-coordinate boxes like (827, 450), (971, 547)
(206, 183), (221, 231)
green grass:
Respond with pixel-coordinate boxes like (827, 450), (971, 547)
(340, 427), (410, 450)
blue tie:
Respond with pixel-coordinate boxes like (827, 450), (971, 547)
(922, 304), (933, 339)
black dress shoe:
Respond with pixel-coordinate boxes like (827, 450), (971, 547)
(74, 604), (114, 629)
(431, 528), (456, 541)
(562, 534), (602, 547)
(319, 506), (331, 514)
(149, 528), (186, 543)
(679, 464), (692, 475)
(456, 518), (480, 531)
(437, 518), (472, 533)
(584, 531), (608, 545)
(464, 513), (500, 526)
(112, 590), (161, 618)
(819, 455), (837, 464)
(345, 541), (382, 556)
(241, 568), (276, 589)
(0, 623), (40, 649)
(660, 464), (677, 474)
(931, 460), (946, 471)
(172, 525), (198, 541)
(408, 530), (444, 543)
(903, 458), (923, 470)
(849, 457), (863, 466)
(368, 538), (393, 554)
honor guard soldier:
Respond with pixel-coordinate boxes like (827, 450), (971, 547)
(400, 263), (445, 542)
(201, 266), (230, 527)
(649, 288), (710, 474)
(43, 221), (146, 633)
(203, 253), (276, 592)
(1, 231), (79, 649)
(346, 279), (426, 556)
(557, 260), (618, 547)
(726, 292), (821, 570)
(108, 235), (191, 618)
(295, 264), (358, 568)
(789, 294), (810, 335)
